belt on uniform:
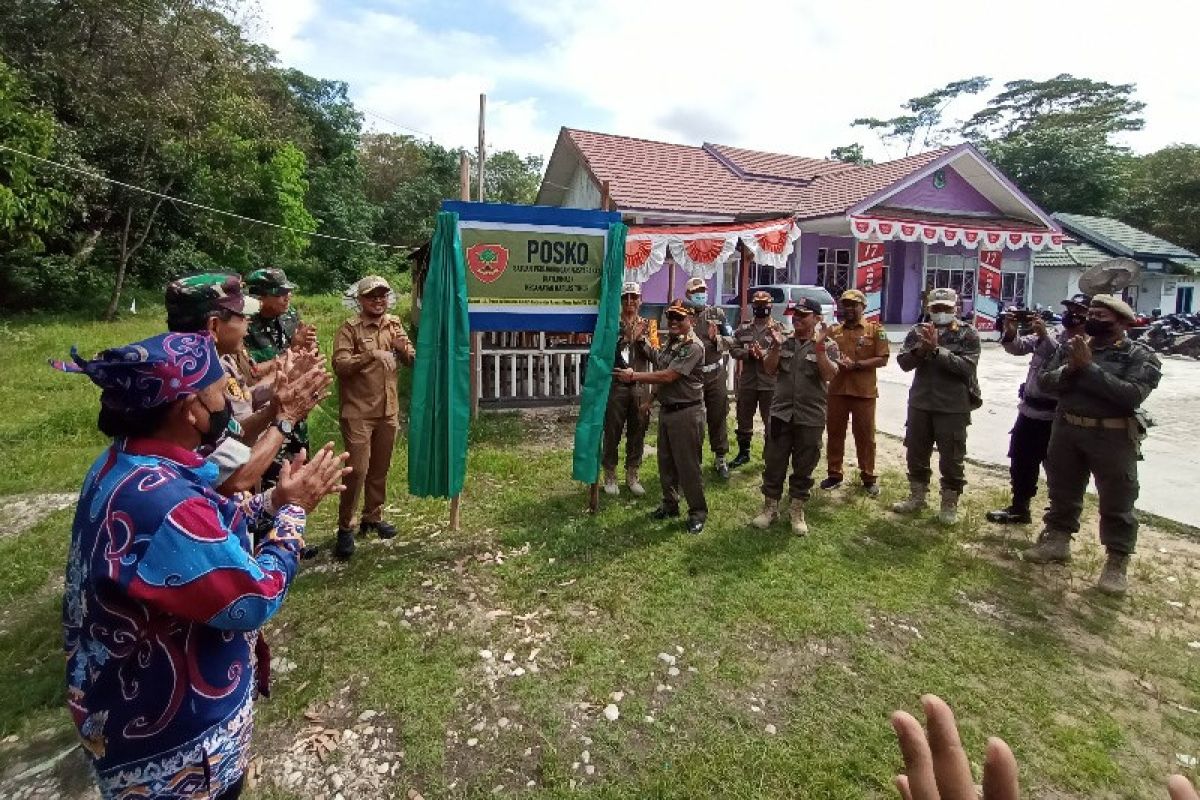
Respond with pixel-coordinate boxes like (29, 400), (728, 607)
(699, 362), (723, 374)
(661, 400), (702, 414)
(1061, 412), (1130, 430)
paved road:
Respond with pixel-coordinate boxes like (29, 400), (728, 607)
(875, 342), (1200, 527)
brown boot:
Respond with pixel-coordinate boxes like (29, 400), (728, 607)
(891, 481), (928, 514)
(1096, 552), (1130, 596)
(937, 489), (961, 525)
(1022, 528), (1072, 564)
(751, 498), (779, 529)
(789, 499), (808, 537)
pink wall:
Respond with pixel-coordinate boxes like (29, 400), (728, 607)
(881, 165), (1000, 216)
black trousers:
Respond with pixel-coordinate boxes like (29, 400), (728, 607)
(1008, 412), (1054, 506)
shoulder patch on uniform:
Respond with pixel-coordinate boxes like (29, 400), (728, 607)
(877, 327), (887, 340)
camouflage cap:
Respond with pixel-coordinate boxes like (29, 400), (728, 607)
(840, 289), (867, 305)
(927, 287), (958, 308)
(1089, 293), (1137, 322)
(165, 273), (259, 331)
(750, 290), (773, 305)
(684, 276), (708, 292)
(246, 267), (297, 296)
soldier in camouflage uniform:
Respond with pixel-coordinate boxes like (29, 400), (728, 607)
(728, 290), (784, 469)
(614, 300), (708, 534)
(892, 288), (981, 524)
(683, 276), (733, 478)
(1022, 294), (1162, 596)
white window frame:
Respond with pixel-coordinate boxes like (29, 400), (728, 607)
(817, 247), (852, 295)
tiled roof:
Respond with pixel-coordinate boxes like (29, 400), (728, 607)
(704, 143), (854, 183)
(1033, 240), (1110, 268)
(562, 129), (808, 215)
(794, 149), (953, 219)
(1053, 213), (1199, 260)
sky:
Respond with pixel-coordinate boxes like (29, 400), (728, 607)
(241, 0), (1199, 165)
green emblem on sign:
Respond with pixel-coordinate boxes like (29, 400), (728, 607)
(933, 169), (947, 190)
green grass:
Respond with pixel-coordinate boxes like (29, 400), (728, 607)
(0, 302), (1197, 798)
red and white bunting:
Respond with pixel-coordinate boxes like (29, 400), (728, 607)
(850, 216), (1063, 251)
(624, 218), (800, 282)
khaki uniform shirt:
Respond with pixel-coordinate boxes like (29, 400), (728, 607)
(616, 316), (658, 373)
(827, 319), (890, 398)
(729, 319), (784, 390)
(693, 305), (730, 366)
(653, 332), (705, 406)
(896, 322), (982, 413)
(218, 352), (270, 422)
(333, 313), (412, 420)
(770, 337), (841, 427)
(1039, 336), (1162, 418)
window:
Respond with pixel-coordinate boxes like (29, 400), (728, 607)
(924, 253), (975, 299)
(1000, 272), (1027, 307)
(817, 247), (852, 295)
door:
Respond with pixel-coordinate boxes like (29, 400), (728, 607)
(1177, 286), (1194, 313)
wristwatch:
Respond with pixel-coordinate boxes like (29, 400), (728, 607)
(273, 418), (296, 437)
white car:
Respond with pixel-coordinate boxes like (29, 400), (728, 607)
(738, 284), (838, 329)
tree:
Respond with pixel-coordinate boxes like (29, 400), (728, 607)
(962, 74), (1145, 141)
(1121, 145), (1200, 255)
(829, 143), (871, 166)
(852, 76), (990, 156)
(476, 150), (544, 204)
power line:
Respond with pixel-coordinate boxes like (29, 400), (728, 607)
(0, 142), (411, 251)
(357, 106), (436, 140)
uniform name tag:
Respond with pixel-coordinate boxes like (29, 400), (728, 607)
(805, 353), (818, 362)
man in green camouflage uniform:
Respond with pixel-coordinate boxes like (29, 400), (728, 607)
(614, 300), (708, 534)
(892, 288), (981, 524)
(728, 290), (784, 469)
(1022, 294), (1162, 596)
(683, 276), (732, 478)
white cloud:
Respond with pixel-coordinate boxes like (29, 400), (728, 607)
(247, 0), (1197, 163)
(240, 0), (319, 63)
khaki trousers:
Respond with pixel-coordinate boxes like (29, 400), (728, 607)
(602, 383), (650, 471)
(658, 403), (708, 521)
(338, 416), (399, 528)
(826, 394), (878, 484)
(701, 369), (729, 456)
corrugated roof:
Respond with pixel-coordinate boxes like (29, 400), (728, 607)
(1053, 213), (1199, 260)
(1033, 240), (1110, 269)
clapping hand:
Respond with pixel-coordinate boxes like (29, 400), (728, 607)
(1066, 335), (1092, 372)
(374, 349), (397, 371)
(1031, 317), (1048, 340)
(273, 443), (352, 513)
(749, 342), (764, 361)
(707, 320), (718, 341)
(919, 323), (939, 353)
(631, 318), (649, 342)
(838, 355), (855, 370)
(274, 363), (332, 421)
(768, 327), (785, 348)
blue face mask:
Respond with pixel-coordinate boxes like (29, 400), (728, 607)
(687, 292), (707, 305)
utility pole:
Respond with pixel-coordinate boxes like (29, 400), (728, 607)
(477, 93), (486, 202)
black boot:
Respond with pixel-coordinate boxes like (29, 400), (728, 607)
(361, 520), (397, 540)
(986, 500), (1032, 525)
(728, 438), (751, 469)
(333, 527), (356, 560)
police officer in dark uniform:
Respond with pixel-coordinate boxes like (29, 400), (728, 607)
(750, 298), (840, 536)
(683, 276), (733, 478)
(728, 290), (783, 469)
(986, 294), (1089, 525)
(1023, 294), (1162, 596)
(892, 288), (982, 524)
(614, 300), (707, 534)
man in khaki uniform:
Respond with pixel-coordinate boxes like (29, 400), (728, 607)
(683, 276), (733, 478)
(892, 288), (981, 524)
(750, 298), (840, 535)
(602, 281), (659, 496)
(728, 290), (783, 469)
(822, 289), (890, 496)
(332, 275), (415, 560)
(614, 300), (707, 534)
(1023, 294), (1162, 595)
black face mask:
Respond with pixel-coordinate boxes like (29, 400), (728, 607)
(752, 306), (771, 318)
(198, 398), (233, 449)
(1062, 311), (1086, 328)
(1084, 319), (1116, 338)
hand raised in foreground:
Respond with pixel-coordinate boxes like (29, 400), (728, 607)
(891, 695), (1200, 800)
(273, 443), (351, 512)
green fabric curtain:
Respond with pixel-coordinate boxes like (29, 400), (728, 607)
(408, 211), (471, 498)
(571, 221), (627, 483)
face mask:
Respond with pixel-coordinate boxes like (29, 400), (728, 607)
(752, 306), (771, 318)
(930, 311), (955, 326)
(1062, 312), (1086, 328)
(687, 292), (707, 306)
(1084, 319), (1116, 338)
(197, 398), (234, 449)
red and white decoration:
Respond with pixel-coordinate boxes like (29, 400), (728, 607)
(624, 218), (801, 282)
(850, 216), (1063, 251)
(855, 241), (886, 321)
(974, 249), (1003, 332)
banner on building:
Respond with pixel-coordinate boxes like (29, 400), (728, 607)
(855, 241), (886, 320)
(444, 201), (622, 332)
(974, 249), (1003, 331)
